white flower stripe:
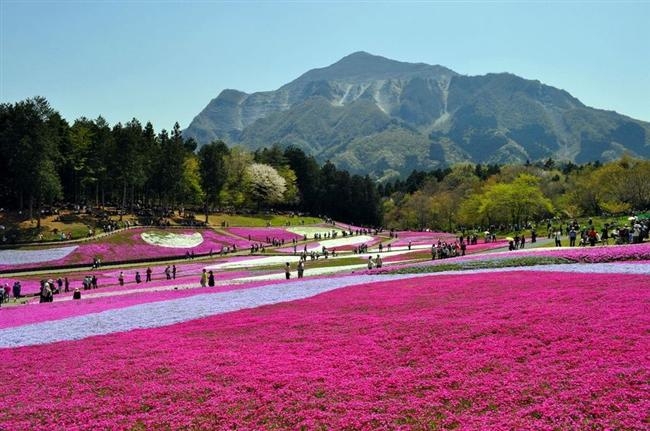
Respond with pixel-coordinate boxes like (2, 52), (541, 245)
(0, 245), (78, 265)
(140, 232), (204, 248)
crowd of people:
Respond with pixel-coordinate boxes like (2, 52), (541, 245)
(548, 218), (649, 247)
(3, 215), (649, 308)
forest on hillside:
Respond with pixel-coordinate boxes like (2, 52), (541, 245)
(2, 97), (649, 230)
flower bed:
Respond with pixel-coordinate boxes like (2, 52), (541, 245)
(277, 235), (378, 253)
(227, 227), (302, 243)
(0, 269), (254, 330)
(0, 245), (78, 268)
(286, 225), (348, 237)
(382, 242), (650, 274)
(0, 255), (263, 297)
(140, 231), (203, 248)
(390, 230), (457, 246)
(0, 228), (246, 270)
(0, 270), (647, 430)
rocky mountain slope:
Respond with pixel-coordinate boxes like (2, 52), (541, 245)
(184, 52), (650, 179)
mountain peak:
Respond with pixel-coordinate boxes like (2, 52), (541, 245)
(184, 52), (650, 177)
(289, 51), (456, 85)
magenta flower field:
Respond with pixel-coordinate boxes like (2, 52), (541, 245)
(1, 270), (647, 430)
(390, 230), (457, 246)
(0, 228), (255, 270)
(227, 226), (303, 243)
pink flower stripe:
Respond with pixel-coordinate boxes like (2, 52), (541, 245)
(0, 228), (252, 270)
(0, 271), (647, 430)
(451, 242), (650, 264)
(382, 242), (650, 272)
(0, 256), (260, 296)
(0, 269), (286, 330)
(227, 226), (302, 243)
(380, 240), (509, 263)
(390, 230), (457, 246)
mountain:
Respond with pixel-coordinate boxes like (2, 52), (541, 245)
(184, 51), (650, 180)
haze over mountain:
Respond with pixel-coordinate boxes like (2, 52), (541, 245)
(184, 52), (650, 180)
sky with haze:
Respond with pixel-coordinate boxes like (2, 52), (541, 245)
(2, 1), (648, 130)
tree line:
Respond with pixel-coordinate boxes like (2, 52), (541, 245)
(2, 97), (648, 232)
(381, 157), (650, 231)
(0, 97), (381, 227)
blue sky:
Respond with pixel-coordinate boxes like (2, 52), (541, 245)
(2, 1), (649, 130)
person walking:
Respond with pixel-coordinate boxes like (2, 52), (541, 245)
(172, 265), (177, 279)
(146, 267), (152, 282)
(165, 266), (171, 280)
(200, 269), (208, 287)
(12, 281), (22, 299)
(208, 270), (215, 287)
(118, 271), (124, 286)
(375, 254), (383, 269)
(569, 228), (577, 247)
(284, 262), (291, 280)
(297, 260), (304, 278)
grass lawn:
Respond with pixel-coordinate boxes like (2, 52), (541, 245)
(204, 213), (322, 227)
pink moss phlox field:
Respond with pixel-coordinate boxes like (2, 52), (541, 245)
(390, 230), (457, 246)
(528, 242), (650, 262)
(386, 242), (650, 271)
(0, 229), (249, 270)
(0, 256), (257, 296)
(227, 226), (302, 243)
(454, 242), (650, 265)
(1, 271), (648, 430)
(0, 269), (260, 329)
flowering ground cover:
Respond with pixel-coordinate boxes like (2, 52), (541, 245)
(382, 242), (650, 274)
(0, 270), (647, 430)
(0, 245), (78, 268)
(285, 225), (348, 237)
(390, 230), (457, 246)
(140, 231), (204, 248)
(0, 270), (258, 330)
(277, 234), (378, 253)
(0, 255), (257, 296)
(0, 228), (249, 270)
(227, 226), (302, 243)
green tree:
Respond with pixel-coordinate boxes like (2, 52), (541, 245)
(284, 146), (321, 214)
(67, 119), (95, 203)
(0, 97), (65, 226)
(153, 123), (189, 207)
(198, 140), (230, 222)
(221, 148), (254, 208)
(113, 119), (147, 212)
(180, 156), (204, 206)
(476, 174), (554, 227)
(87, 116), (113, 206)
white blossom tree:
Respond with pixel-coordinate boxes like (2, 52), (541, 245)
(245, 163), (287, 208)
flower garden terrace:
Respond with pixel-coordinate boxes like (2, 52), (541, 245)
(0, 224), (495, 300)
(0, 222), (373, 272)
(1, 222), (649, 430)
(0, 246), (648, 430)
